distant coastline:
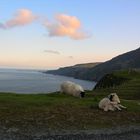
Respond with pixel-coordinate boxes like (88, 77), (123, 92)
(0, 69), (95, 94)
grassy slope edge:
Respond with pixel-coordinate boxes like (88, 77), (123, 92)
(93, 70), (140, 100)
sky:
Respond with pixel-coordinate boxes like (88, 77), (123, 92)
(0, 0), (140, 69)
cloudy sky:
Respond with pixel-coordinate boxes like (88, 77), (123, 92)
(0, 0), (140, 69)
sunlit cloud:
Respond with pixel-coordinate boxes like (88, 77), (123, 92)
(44, 50), (60, 55)
(0, 9), (37, 29)
(0, 10), (91, 40)
(44, 14), (91, 40)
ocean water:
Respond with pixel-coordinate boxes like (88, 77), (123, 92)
(0, 69), (96, 94)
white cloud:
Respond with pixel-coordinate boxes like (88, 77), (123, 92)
(44, 14), (91, 40)
(0, 9), (37, 29)
(0, 10), (91, 40)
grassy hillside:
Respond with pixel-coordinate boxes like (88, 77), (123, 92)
(0, 92), (139, 132)
(93, 70), (140, 99)
(83, 47), (140, 81)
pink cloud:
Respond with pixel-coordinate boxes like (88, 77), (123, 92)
(0, 11), (91, 40)
(44, 14), (90, 40)
(1, 9), (37, 29)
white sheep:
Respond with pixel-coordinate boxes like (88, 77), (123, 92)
(99, 93), (127, 111)
(60, 81), (85, 98)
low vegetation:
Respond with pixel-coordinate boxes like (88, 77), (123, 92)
(0, 91), (139, 132)
(94, 70), (140, 99)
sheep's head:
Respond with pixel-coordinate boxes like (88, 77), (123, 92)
(80, 91), (85, 98)
(108, 93), (120, 103)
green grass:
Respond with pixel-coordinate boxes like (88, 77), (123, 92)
(94, 70), (140, 99)
(0, 92), (139, 132)
(0, 70), (139, 131)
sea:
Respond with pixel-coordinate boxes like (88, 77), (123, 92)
(0, 69), (96, 94)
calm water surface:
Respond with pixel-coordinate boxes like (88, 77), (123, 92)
(0, 69), (96, 94)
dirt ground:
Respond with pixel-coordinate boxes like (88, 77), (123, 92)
(0, 125), (140, 140)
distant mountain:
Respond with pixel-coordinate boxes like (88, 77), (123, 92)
(84, 47), (140, 81)
(46, 48), (140, 81)
(45, 62), (101, 80)
(73, 63), (100, 68)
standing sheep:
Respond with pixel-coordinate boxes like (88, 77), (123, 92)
(60, 81), (85, 98)
(99, 93), (127, 111)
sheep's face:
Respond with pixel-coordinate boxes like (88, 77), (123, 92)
(108, 93), (120, 103)
(80, 91), (85, 98)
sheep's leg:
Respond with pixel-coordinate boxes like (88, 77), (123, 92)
(118, 104), (127, 109)
(104, 106), (109, 112)
(110, 102), (123, 110)
(108, 106), (115, 111)
(110, 101), (117, 105)
(113, 104), (122, 111)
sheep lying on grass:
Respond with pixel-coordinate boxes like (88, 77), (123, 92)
(60, 81), (85, 98)
(99, 93), (127, 111)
